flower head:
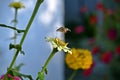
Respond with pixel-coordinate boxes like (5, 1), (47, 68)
(9, 1), (25, 9)
(45, 37), (72, 54)
(74, 25), (85, 34)
(89, 15), (97, 25)
(96, 2), (103, 11)
(65, 48), (92, 70)
(0, 74), (21, 80)
(101, 51), (113, 64)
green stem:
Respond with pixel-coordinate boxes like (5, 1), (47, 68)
(13, 8), (18, 53)
(7, 0), (44, 72)
(36, 48), (58, 80)
(0, 24), (25, 33)
(41, 48), (57, 73)
(68, 70), (78, 80)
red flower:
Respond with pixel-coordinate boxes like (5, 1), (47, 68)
(108, 28), (117, 41)
(92, 46), (100, 54)
(80, 6), (87, 13)
(116, 45), (120, 55)
(101, 52), (113, 64)
(74, 25), (85, 34)
(96, 2), (103, 11)
(83, 62), (95, 76)
(89, 16), (97, 25)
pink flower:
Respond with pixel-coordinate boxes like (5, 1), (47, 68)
(108, 28), (117, 41)
(74, 25), (85, 34)
(101, 52), (113, 64)
(14, 76), (21, 80)
(0, 74), (21, 80)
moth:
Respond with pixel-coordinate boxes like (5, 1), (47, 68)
(56, 27), (71, 33)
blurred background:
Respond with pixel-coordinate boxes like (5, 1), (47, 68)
(65, 0), (120, 80)
(0, 0), (120, 80)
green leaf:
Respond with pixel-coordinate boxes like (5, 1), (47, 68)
(14, 63), (24, 71)
(13, 71), (33, 80)
(44, 68), (48, 74)
(38, 72), (45, 80)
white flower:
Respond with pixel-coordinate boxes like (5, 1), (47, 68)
(45, 37), (72, 54)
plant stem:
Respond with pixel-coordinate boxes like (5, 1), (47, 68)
(13, 8), (18, 54)
(36, 48), (58, 80)
(7, 0), (44, 72)
(41, 48), (58, 73)
(68, 70), (78, 80)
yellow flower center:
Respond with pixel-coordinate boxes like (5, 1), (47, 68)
(54, 38), (68, 48)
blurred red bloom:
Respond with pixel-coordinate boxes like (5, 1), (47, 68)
(101, 52), (113, 64)
(83, 62), (95, 76)
(92, 46), (100, 54)
(74, 25), (85, 34)
(116, 45), (120, 55)
(96, 2), (103, 10)
(108, 28), (117, 41)
(80, 6), (87, 13)
(89, 16), (97, 25)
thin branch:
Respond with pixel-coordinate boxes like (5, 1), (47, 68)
(0, 24), (25, 33)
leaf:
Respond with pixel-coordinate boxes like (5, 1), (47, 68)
(38, 72), (45, 80)
(45, 68), (48, 74)
(8, 69), (33, 80)
(13, 71), (33, 80)
(14, 63), (24, 71)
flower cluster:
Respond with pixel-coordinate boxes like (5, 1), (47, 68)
(65, 48), (92, 70)
(65, 0), (120, 79)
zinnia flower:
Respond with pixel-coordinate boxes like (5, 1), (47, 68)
(96, 2), (103, 11)
(101, 51), (113, 64)
(74, 25), (85, 34)
(108, 28), (117, 41)
(89, 15), (97, 25)
(0, 74), (21, 80)
(65, 48), (92, 70)
(45, 37), (72, 54)
(9, 1), (25, 9)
